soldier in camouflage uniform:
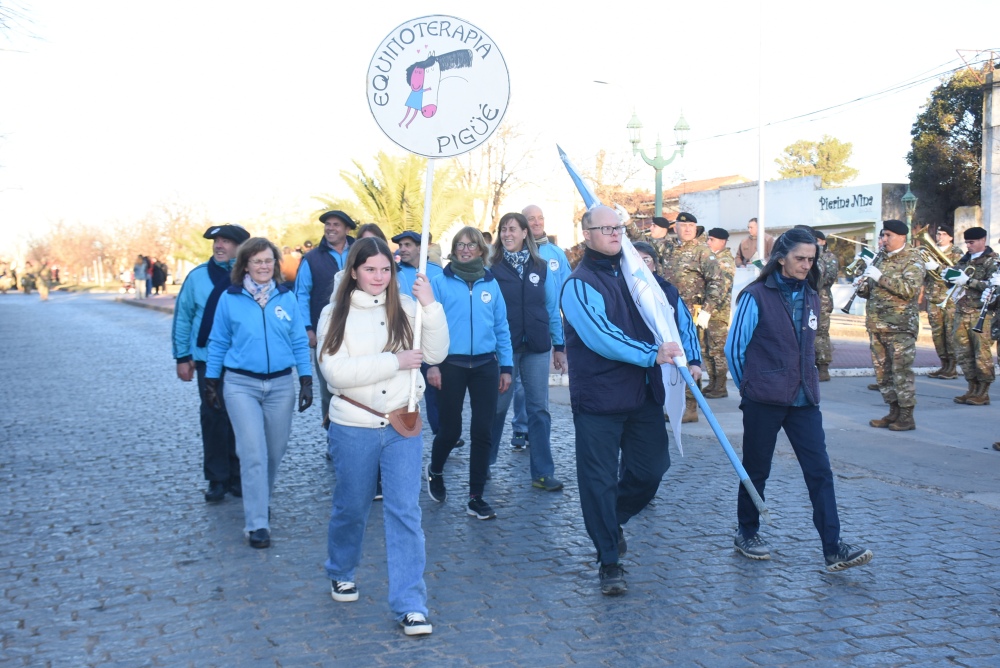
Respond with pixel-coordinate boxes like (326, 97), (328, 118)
(667, 212), (725, 421)
(811, 232), (838, 380)
(702, 228), (735, 398)
(949, 227), (999, 406)
(923, 226), (964, 379)
(855, 220), (925, 431)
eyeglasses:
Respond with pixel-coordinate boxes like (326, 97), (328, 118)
(585, 225), (626, 236)
(455, 242), (478, 251)
(249, 259), (276, 267)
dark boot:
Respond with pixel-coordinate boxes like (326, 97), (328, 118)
(869, 402), (900, 428)
(682, 395), (698, 423)
(887, 406), (915, 431)
(964, 381), (991, 406)
(939, 359), (959, 379)
(954, 381), (977, 404)
(817, 364), (831, 382)
(867, 382), (880, 391)
(703, 374), (728, 398)
(927, 359), (947, 378)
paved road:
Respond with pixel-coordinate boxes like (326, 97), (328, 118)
(2, 292), (999, 667)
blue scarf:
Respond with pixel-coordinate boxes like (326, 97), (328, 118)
(503, 248), (530, 278)
(195, 259), (234, 348)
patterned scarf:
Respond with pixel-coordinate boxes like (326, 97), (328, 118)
(243, 275), (275, 308)
(503, 248), (530, 278)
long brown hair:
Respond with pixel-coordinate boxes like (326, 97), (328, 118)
(489, 212), (542, 267)
(230, 237), (281, 284)
(320, 237), (412, 359)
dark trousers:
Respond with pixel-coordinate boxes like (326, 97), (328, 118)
(738, 398), (840, 554)
(420, 363), (440, 434)
(430, 361), (498, 498)
(195, 362), (239, 483)
(574, 394), (670, 566)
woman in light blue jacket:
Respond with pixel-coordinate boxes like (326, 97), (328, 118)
(205, 237), (313, 549)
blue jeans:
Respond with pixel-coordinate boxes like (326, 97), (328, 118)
(738, 398), (841, 554)
(511, 374), (527, 435)
(490, 351), (555, 480)
(223, 372), (295, 533)
(325, 422), (427, 619)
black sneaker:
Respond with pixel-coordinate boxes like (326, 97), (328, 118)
(618, 525), (627, 557)
(228, 478), (242, 498)
(599, 562), (627, 595)
(204, 481), (226, 503)
(467, 496), (496, 520)
(426, 464), (446, 503)
(734, 532), (771, 560)
(510, 432), (527, 452)
(330, 580), (359, 602)
(453, 438), (465, 448)
(400, 612), (433, 636)
(825, 541), (873, 572)
(248, 528), (270, 549)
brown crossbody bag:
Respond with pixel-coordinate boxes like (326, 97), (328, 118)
(337, 395), (422, 438)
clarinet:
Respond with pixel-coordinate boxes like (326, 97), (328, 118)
(971, 270), (1000, 333)
(840, 250), (886, 314)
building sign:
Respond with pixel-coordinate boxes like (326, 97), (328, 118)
(366, 15), (510, 158)
(813, 184), (882, 225)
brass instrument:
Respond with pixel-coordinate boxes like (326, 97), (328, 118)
(938, 266), (976, 308)
(841, 249), (886, 314)
(917, 232), (955, 282)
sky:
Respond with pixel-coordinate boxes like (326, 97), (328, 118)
(1, 0), (999, 255)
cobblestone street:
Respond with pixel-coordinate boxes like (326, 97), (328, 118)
(2, 292), (999, 667)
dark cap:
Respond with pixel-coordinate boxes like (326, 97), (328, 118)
(813, 230), (826, 241)
(391, 230), (422, 245)
(319, 210), (357, 229)
(937, 225), (954, 238)
(675, 212), (698, 224)
(882, 219), (908, 236)
(651, 216), (672, 229)
(707, 227), (729, 240)
(203, 224), (250, 244)
(964, 226), (987, 241)
(632, 241), (658, 265)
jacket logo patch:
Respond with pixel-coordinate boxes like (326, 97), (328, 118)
(549, 259), (559, 272)
(807, 309), (818, 330)
(274, 305), (292, 322)
(529, 272), (540, 285)
(481, 291), (492, 304)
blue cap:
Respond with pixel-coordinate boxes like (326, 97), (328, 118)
(391, 230), (422, 245)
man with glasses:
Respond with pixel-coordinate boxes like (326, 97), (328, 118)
(562, 205), (690, 596)
(855, 220), (925, 431)
(296, 210), (356, 429)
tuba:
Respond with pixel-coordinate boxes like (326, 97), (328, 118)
(917, 232), (955, 282)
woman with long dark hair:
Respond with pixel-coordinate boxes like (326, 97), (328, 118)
(725, 228), (872, 571)
(487, 212), (566, 491)
(317, 237), (449, 636)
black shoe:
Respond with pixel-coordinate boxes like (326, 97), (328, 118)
(453, 438), (465, 448)
(400, 612), (433, 636)
(599, 562), (627, 595)
(204, 481), (226, 503)
(228, 479), (242, 498)
(510, 432), (527, 452)
(248, 528), (270, 549)
(734, 532), (771, 560)
(618, 525), (627, 557)
(426, 464), (446, 503)
(825, 541), (873, 572)
(330, 580), (359, 602)
(466, 495), (496, 520)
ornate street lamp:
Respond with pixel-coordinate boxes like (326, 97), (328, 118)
(902, 184), (918, 242)
(627, 111), (690, 218)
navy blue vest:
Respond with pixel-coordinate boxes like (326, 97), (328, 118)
(740, 274), (820, 406)
(564, 249), (664, 415)
(302, 239), (342, 329)
(492, 256), (551, 354)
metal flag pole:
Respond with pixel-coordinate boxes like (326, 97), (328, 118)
(408, 158), (435, 411)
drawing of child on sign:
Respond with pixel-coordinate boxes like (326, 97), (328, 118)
(398, 49), (473, 129)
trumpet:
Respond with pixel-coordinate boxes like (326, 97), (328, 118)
(937, 266), (976, 308)
(841, 249), (886, 314)
(916, 232), (955, 282)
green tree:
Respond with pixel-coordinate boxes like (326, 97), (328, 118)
(333, 151), (474, 239)
(906, 67), (985, 228)
(774, 135), (859, 188)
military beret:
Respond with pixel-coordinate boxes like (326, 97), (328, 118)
(882, 219), (908, 236)
(651, 216), (672, 229)
(391, 230), (422, 245)
(964, 227), (987, 241)
(675, 212), (698, 224)
(319, 210), (357, 229)
(936, 225), (954, 238)
(203, 224), (250, 244)
(813, 230), (826, 241)
(708, 227), (729, 240)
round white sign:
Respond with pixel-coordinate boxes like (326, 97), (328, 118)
(366, 15), (510, 158)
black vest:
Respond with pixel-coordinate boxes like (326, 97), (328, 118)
(740, 274), (820, 406)
(301, 239), (343, 329)
(564, 249), (664, 415)
(491, 257), (551, 354)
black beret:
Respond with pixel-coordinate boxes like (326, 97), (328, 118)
(707, 227), (729, 240)
(675, 212), (698, 224)
(651, 216), (672, 229)
(319, 210), (357, 229)
(203, 224), (250, 244)
(813, 230), (826, 241)
(882, 219), (908, 236)
(391, 230), (422, 245)
(936, 225), (954, 238)
(964, 227), (987, 240)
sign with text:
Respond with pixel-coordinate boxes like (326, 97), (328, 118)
(366, 15), (510, 158)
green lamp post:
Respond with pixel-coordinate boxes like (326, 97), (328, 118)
(627, 111), (690, 218)
(901, 184), (917, 242)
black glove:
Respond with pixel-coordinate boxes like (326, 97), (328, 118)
(298, 376), (314, 413)
(204, 378), (223, 411)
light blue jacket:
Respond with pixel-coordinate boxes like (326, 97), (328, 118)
(431, 266), (514, 371)
(206, 284), (312, 379)
(397, 261), (444, 298)
(171, 258), (234, 363)
(536, 240), (572, 290)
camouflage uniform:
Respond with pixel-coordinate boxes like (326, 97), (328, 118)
(814, 246), (839, 371)
(856, 247), (925, 409)
(951, 247), (1000, 394)
(704, 247), (735, 390)
(924, 244), (963, 375)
